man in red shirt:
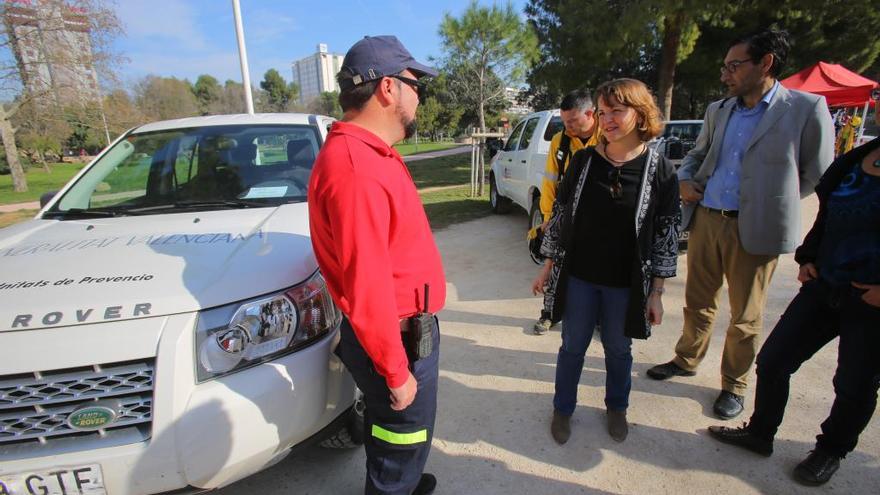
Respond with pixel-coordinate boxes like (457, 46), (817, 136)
(308, 35), (445, 495)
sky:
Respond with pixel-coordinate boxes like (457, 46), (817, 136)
(112, 0), (529, 89)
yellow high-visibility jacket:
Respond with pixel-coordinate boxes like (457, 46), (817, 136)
(539, 130), (598, 222)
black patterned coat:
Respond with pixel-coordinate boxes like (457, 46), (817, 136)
(540, 145), (681, 339)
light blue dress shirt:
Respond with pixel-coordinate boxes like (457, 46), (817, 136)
(702, 81), (780, 211)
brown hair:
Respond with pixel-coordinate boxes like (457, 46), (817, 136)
(594, 78), (664, 142)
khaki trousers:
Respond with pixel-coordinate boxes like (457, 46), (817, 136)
(673, 207), (778, 395)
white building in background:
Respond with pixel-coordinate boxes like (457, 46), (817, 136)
(291, 43), (344, 105)
(504, 87), (533, 115)
(3, 0), (101, 107)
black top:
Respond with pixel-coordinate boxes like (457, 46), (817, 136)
(815, 162), (880, 286)
(568, 148), (647, 287)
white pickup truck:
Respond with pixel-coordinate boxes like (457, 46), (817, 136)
(488, 110), (562, 243)
(0, 113), (362, 494)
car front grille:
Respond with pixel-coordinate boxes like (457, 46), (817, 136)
(0, 359), (154, 448)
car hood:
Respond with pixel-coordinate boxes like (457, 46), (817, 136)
(0, 204), (317, 331)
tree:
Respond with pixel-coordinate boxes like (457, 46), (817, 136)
(193, 74), (222, 115)
(526, 0), (880, 120)
(306, 91), (342, 119)
(133, 76), (199, 122)
(259, 69), (299, 112)
(0, 0), (123, 192)
(438, 1), (539, 132)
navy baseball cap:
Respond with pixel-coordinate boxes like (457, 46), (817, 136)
(338, 35), (438, 90)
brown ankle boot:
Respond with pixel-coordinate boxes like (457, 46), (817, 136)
(607, 409), (628, 442)
(551, 410), (571, 444)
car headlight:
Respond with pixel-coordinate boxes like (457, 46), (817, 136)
(195, 271), (341, 382)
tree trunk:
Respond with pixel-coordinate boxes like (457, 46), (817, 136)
(39, 151), (50, 173)
(657, 12), (686, 120)
(0, 105), (27, 193)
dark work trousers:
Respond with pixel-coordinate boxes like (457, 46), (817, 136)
(748, 278), (880, 457)
(337, 318), (440, 495)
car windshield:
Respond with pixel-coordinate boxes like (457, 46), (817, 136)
(663, 123), (702, 141)
(46, 124), (321, 218)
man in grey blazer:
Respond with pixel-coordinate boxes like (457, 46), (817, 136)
(647, 29), (835, 419)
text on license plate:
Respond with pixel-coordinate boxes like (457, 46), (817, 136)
(0, 464), (105, 495)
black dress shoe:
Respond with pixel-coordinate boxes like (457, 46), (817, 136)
(646, 361), (696, 380)
(413, 473), (437, 495)
(713, 390), (744, 419)
(707, 424), (773, 456)
(794, 450), (841, 486)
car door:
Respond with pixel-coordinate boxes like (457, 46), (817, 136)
(509, 117), (540, 208)
(493, 119), (526, 201)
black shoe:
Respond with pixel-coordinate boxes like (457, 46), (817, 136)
(794, 449), (841, 486)
(707, 424), (773, 457)
(714, 390), (745, 419)
(646, 361), (696, 380)
(413, 473), (437, 495)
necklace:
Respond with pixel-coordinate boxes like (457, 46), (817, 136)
(604, 144), (646, 165)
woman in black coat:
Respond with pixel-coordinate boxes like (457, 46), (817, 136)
(532, 78), (681, 444)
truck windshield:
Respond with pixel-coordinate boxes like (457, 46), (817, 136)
(46, 124), (321, 217)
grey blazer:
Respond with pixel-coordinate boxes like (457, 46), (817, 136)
(678, 84), (835, 255)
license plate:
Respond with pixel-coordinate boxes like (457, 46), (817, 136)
(0, 464), (105, 495)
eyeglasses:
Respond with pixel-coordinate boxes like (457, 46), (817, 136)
(389, 75), (427, 101)
(720, 58), (753, 74)
(872, 88), (880, 101)
(608, 167), (622, 199)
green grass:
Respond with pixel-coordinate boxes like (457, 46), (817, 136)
(0, 163), (86, 204)
(394, 142), (461, 156)
(406, 153), (473, 189)
(420, 185), (490, 230)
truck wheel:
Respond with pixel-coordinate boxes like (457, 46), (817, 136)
(490, 174), (512, 214)
(528, 196), (544, 265)
(320, 391), (365, 449)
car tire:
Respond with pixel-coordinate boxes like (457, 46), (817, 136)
(319, 391), (365, 449)
(528, 195), (544, 265)
(489, 174), (512, 214)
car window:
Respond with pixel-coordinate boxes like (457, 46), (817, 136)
(54, 124), (322, 213)
(518, 118), (540, 150)
(544, 116), (563, 141)
(663, 123), (703, 141)
(503, 121), (527, 152)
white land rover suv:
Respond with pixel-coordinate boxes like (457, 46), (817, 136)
(0, 113), (362, 494)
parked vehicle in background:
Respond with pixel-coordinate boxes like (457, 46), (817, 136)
(655, 120), (703, 169)
(0, 113), (362, 494)
(489, 110), (562, 259)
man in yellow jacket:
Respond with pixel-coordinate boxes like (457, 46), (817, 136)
(534, 89), (598, 334)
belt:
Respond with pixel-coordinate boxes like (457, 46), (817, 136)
(702, 205), (739, 218)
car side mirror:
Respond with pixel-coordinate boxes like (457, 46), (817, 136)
(39, 190), (57, 208)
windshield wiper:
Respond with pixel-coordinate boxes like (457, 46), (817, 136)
(43, 208), (126, 219)
(126, 199), (269, 213)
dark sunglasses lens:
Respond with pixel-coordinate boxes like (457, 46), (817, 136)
(872, 89), (880, 101)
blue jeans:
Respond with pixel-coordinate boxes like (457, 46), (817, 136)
(554, 276), (632, 414)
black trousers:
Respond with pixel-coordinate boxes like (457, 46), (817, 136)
(749, 278), (880, 457)
(337, 318), (440, 495)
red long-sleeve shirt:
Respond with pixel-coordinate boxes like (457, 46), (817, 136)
(308, 121), (446, 388)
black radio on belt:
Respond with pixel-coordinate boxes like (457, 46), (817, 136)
(405, 283), (435, 361)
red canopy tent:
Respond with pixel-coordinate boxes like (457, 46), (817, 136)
(781, 61), (878, 107)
